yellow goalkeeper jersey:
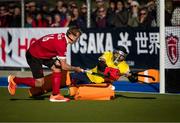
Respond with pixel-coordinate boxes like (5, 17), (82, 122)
(86, 51), (130, 83)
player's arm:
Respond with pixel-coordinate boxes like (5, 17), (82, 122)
(60, 59), (83, 72)
(125, 71), (138, 82)
(96, 52), (110, 73)
(53, 57), (83, 72)
(119, 64), (138, 82)
(97, 57), (107, 73)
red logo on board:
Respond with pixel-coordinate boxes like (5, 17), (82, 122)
(166, 34), (179, 65)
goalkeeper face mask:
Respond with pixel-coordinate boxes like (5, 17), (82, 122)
(113, 50), (126, 64)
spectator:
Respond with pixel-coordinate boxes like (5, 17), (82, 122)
(138, 7), (152, 28)
(45, 13), (53, 27)
(39, 3), (49, 18)
(165, 0), (173, 26)
(94, 0), (105, 9)
(53, 0), (63, 12)
(64, 13), (72, 27)
(10, 6), (21, 27)
(51, 0), (64, 17)
(0, 5), (11, 27)
(51, 13), (67, 27)
(67, 1), (78, 14)
(25, 1), (37, 19)
(32, 12), (47, 27)
(25, 14), (34, 27)
(111, 0), (129, 27)
(106, 0), (116, 27)
(8, 3), (15, 17)
(79, 2), (87, 28)
(125, 0), (134, 11)
(145, 0), (157, 27)
(61, 3), (68, 20)
(69, 7), (86, 28)
(91, 0), (105, 27)
(127, 0), (140, 27)
(95, 6), (107, 28)
(51, 14), (61, 27)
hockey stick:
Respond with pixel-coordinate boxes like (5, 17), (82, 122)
(134, 73), (155, 81)
(83, 70), (109, 78)
(84, 69), (159, 84)
(136, 69), (159, 84)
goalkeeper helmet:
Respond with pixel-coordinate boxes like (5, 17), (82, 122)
(113, 46), (128, 64)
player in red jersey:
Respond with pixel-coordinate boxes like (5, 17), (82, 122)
(8, 26), (83, 102)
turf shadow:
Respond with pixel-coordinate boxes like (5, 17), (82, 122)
(115, 94), (156, 100)
(9, 95), (50, 101)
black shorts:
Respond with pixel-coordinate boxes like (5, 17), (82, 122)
(26, 50), (54, 79)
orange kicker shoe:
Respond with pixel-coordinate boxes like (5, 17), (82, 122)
(49, 94), (70, 102)
(8, 75), (16, 96)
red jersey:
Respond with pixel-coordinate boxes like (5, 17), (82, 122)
(29, 33), (67, 59)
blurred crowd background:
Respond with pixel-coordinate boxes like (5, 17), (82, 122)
(0, 0), (179, 28)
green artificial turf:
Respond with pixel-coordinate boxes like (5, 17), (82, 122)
(0, 87), (180, 122)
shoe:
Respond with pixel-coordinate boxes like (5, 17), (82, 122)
(49, 94), (70, 102)
(8, 75), (16, 96)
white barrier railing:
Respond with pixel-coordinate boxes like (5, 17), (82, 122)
(0, 28), (69, 67)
